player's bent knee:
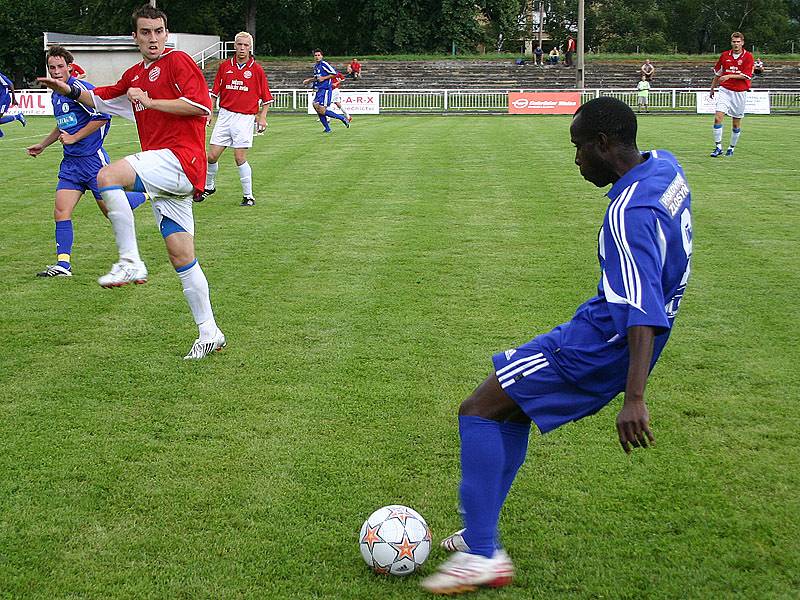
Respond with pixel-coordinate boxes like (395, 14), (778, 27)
(458, 374), (521, 421)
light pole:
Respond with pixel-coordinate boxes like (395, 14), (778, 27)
(575, 0), (585, 89)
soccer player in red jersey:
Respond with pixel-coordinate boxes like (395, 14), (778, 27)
(200, 32), (273, 207)
(709, 31), (754, 157)
(37, 4), (225, 359)
(68, 62), (86, 80)
(330, 71), (351, 123)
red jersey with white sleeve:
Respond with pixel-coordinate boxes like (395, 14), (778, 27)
(91, 49), (212, 192)
(69, 62), (86, 78)
(714, 49), (754, 92)
(331, 72), (345, 90)
(211, 57), (273, 115)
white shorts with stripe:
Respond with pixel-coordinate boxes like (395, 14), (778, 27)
(715, 87), (747, 119)
(124, 149), (195, 236)
(210, 107), (256, 148)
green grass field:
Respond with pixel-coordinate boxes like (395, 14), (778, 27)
(1, 114), (798, 599)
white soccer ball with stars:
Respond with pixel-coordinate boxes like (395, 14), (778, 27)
(359, 504), (432, 576)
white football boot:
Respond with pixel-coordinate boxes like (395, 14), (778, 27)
(421, 550), (514, 595)
(98, 261), (148, 288)
(440, 528), (469, 552)
(183, 328), (226, 360)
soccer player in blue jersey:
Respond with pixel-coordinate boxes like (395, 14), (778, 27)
(27, 46), (147, 277)
(0, 70), (26, 138)
(301, 49), (349, 133)
(422, 97), (694, 595)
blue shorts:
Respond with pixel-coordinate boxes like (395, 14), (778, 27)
(56, 151), (110, 200)
(314, 88), (332, 107)
(492, 339), (613, 434)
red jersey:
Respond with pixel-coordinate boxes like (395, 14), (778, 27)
(93, 49), (211, 192)
(714, 49), (754, 92)
(332, 72), (346, 90)
(69, 62), (86, 78)
(350, 60), (361, 74)
(211, 57), (272, 115)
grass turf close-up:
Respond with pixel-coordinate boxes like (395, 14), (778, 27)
(0, 114), (798, 598)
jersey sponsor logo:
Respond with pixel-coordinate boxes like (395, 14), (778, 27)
(56, 112), (78, 129)
(244, 70), (252, 79)
(658, 173), (689, 217)
(148, 66), (161, 82)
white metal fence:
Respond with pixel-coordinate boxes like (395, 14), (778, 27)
(266, 88), (800, 113)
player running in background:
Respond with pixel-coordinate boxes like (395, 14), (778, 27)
(68, 62), (87, 80)
(301, 49), (349, 133)
(37, 4), (225, 359)
(330, 71), (351, 123)
(28, 46), (147, 278)
(199, 31), (272, 207)
(709, 32), (753, 157)
(0, 70), (26, 138)
(421, 97), (693, 594)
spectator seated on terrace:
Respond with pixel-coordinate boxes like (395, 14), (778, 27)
(548, 47), (560, 65)
(754, 58), (764, 76)
(347, 58), (362, 79)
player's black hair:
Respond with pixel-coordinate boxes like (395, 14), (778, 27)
(313, 48), (323, 54)
(47, 45), (74, 65)
(132, 3), (168, 31)
(573, 96), (637, 147)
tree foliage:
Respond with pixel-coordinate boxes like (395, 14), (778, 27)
(1, 0), (798, 84)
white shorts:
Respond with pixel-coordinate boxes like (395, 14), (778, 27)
(210, 107), (255, 148)
(715, 87), (747, 119)
(331, 88), (342, 105)
(124, 149), (195, 236)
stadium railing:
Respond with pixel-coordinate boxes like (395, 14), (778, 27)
(266, 88), (800, 113)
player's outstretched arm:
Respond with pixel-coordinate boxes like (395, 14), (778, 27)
(26, 127), (61, 157)
(616, 325), (657, 454)
(36, 77), (96, 108)
(126, 88), (208, 116)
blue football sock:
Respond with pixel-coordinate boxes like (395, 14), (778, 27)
(459, 415), (505, 558)
(0, 115), (15, 125)
(126, 191), (147, 210)
(55, 220), (73, 269)
(324, 109), (347, 123)
(497, 421), (530, 522)
(0, 128), (4, 138)
(318, 113), (330, 130)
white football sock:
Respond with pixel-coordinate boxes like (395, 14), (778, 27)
(101, 186), (141, 263)
(730, 128), (741, 148)
(338, 103), (350, 119)
(713, 124), (723, 146)
(177, 260), (217, 339)
(238, 162), (253, 198)
(206, 161), (219, 189)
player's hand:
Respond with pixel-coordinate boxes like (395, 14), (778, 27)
(37, 77), (70, 95)
(127, 87), (152, 109)
(616, 398), (654, 454)
(256, 118), (267, 133)
(59, 132), (76, 145)
(26, 144), (44, 157)
(709, 88), (715, 98)
(206, 114), (212, 127)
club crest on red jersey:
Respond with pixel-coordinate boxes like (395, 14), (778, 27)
(149, 66), (161, 82)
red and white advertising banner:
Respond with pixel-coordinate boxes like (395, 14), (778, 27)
(7, 90), (54, 116)
(696, 91), (770, 114)
(307, 91), (380, 115)
(508, 92), (581, 115)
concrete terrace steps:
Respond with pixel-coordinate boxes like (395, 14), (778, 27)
(203, 59), (800, 90)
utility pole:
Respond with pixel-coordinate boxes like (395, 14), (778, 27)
(575, 0), (585, 89)
(537, 1), (544, 50)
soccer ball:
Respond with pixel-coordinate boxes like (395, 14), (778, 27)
(359, 504), (432, 576)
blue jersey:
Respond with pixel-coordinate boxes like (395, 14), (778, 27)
(537, 149), (693, 397)
(312, 60), (337, 91)
(51, 77), (111, 157)
(0, 71), (13, 109)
